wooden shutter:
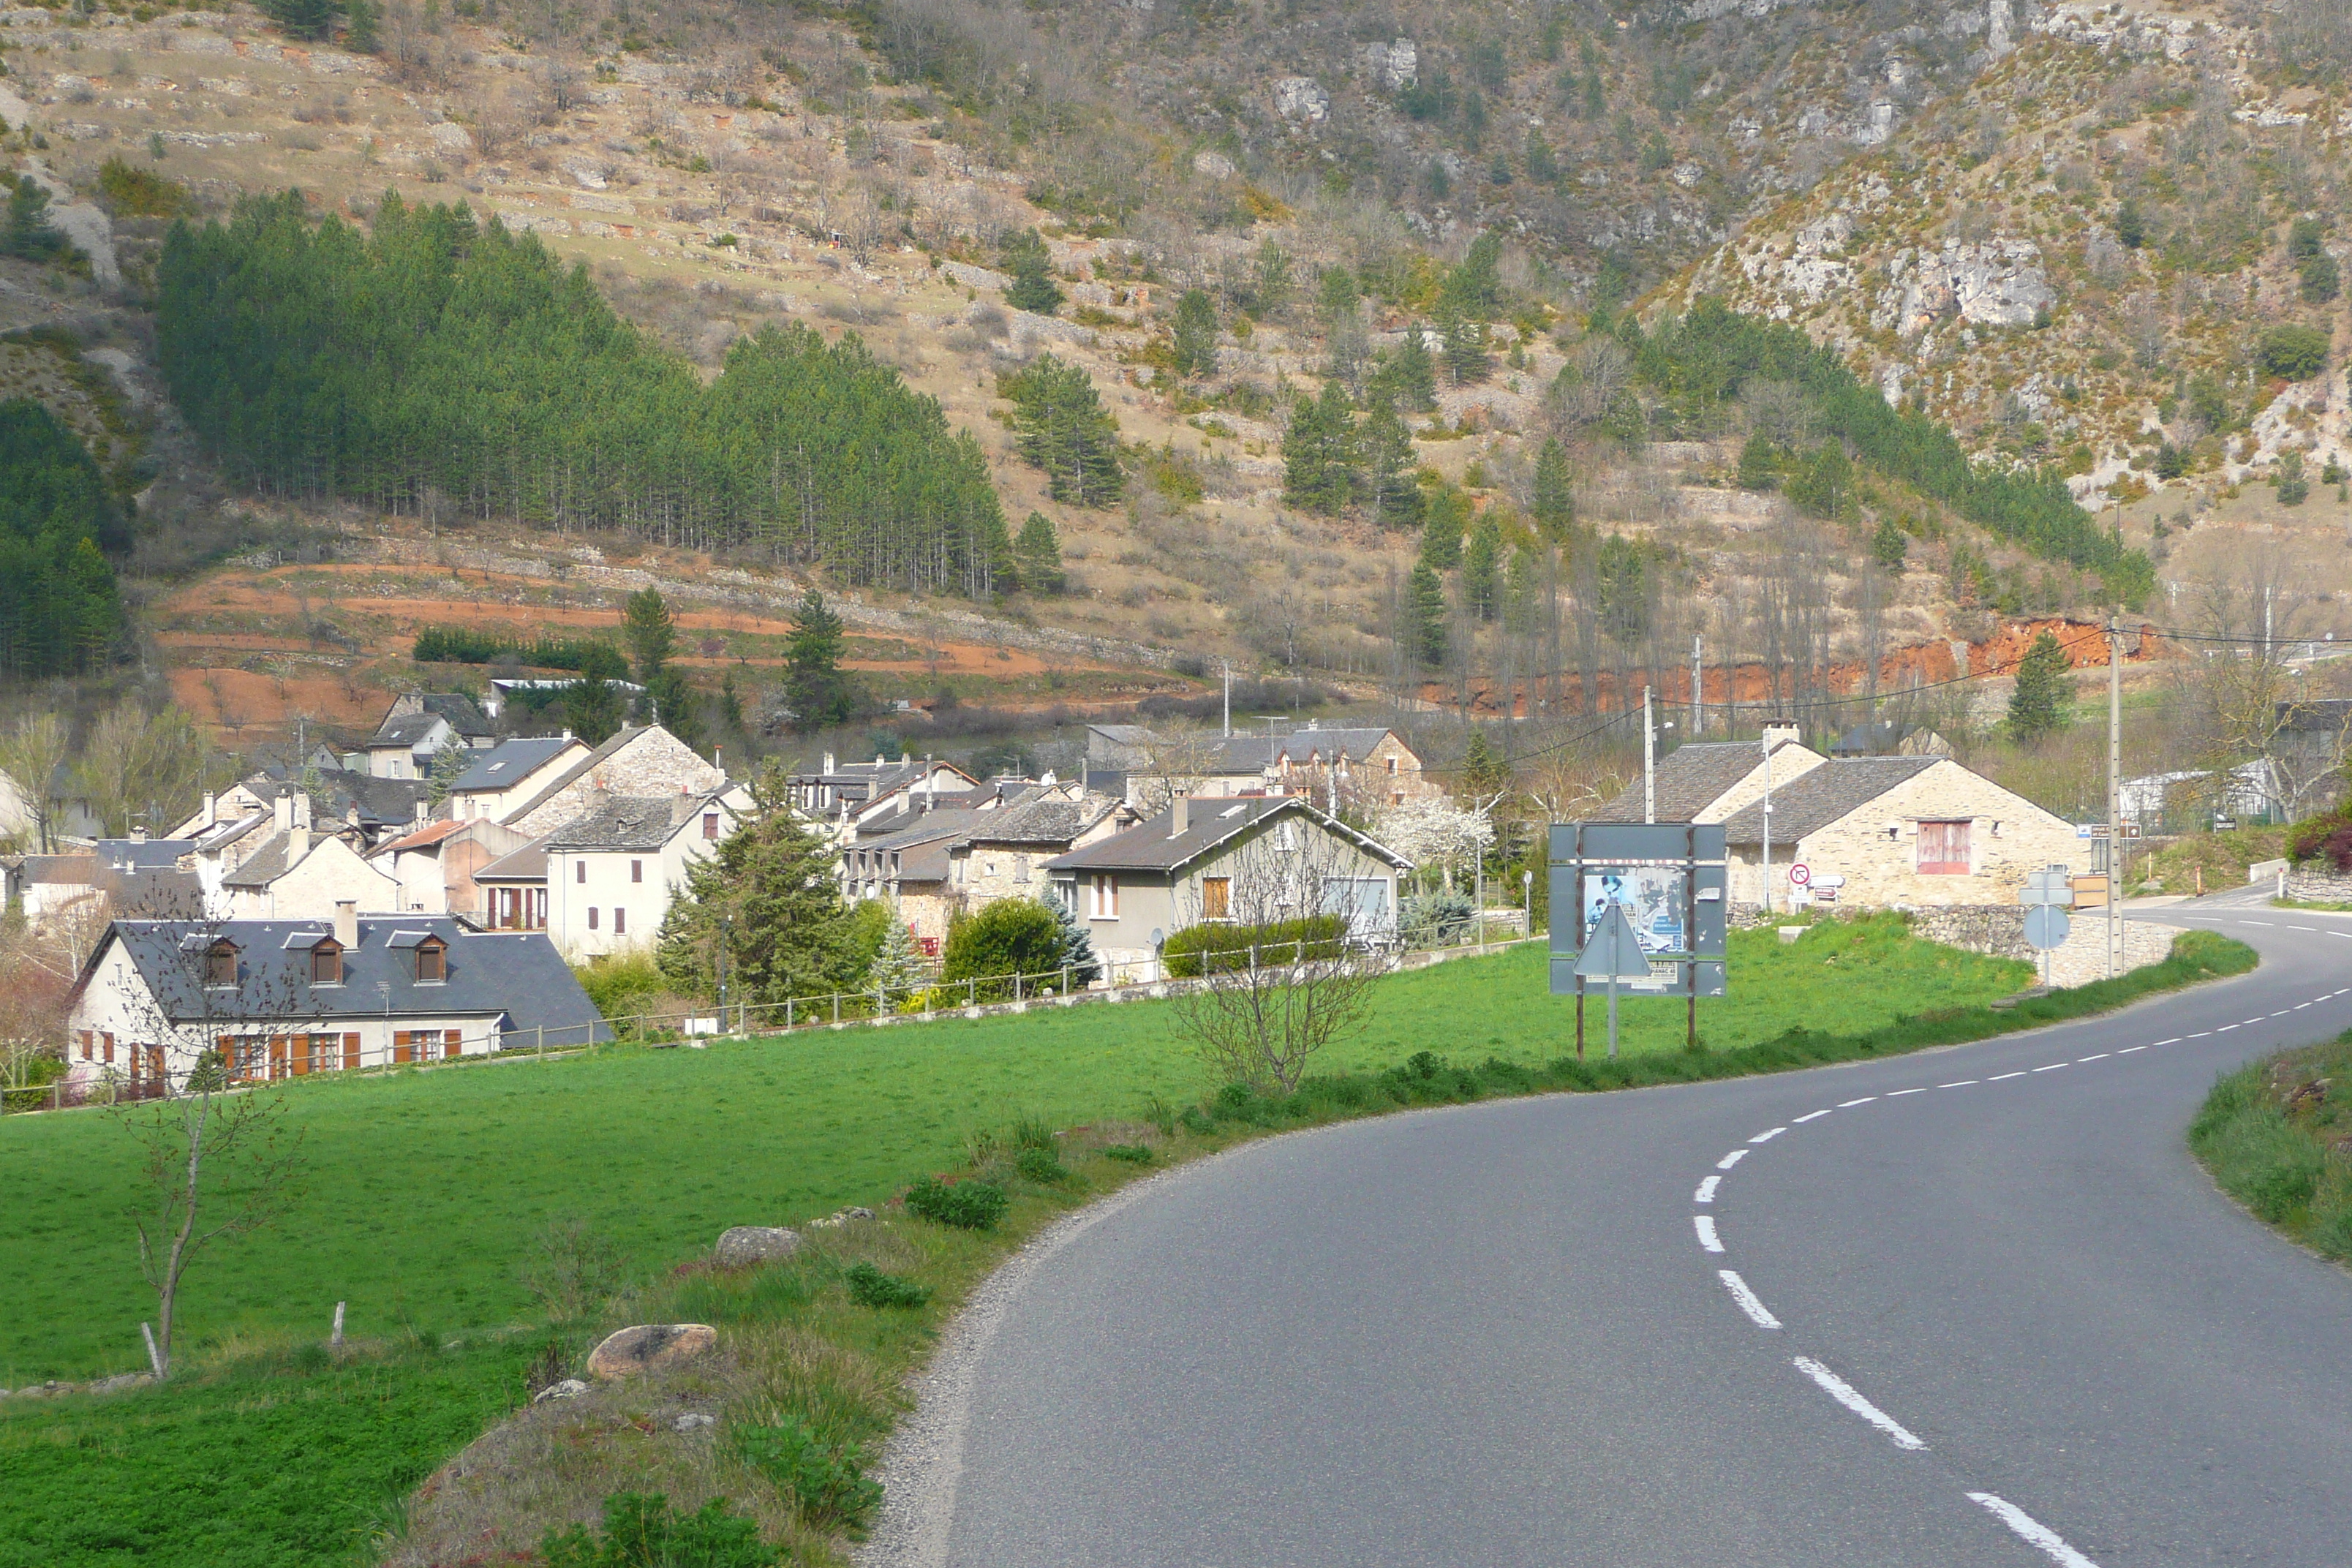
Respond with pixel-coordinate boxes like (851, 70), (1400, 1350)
(269, 1036), (288, 1080)
(290, 1035), (311, 1076)
(1918, 821), (1971, 875)
(77, 1030), (91, 1062)
(393, 1030), (412, 1064)
(1203, 877), (1230, 919)
(100, 1033), (114, 1065)
(342, 1032), (361, 1071)
(445, 1028), (463, 1058)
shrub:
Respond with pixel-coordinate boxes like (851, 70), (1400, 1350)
(2258, 324), (2330, 382)
(843, 1261), (931, 1309)
(734, 1422), (883, 1532)
(1399, 892), (1475, 945)
(1014, 1145), (1068, 1183)
(904, 1175), (1009, 1230)
(541, 1493), (777, 1568)
(1162, 914), (1346, 978)
(96, 157), (193, 216)
(1104, 1143), (1154, 1164)
(575, 953), (671, 1020)
(940, 898), (1065, 998)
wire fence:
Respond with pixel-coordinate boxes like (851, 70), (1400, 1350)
(6, 911), (1539, 1114)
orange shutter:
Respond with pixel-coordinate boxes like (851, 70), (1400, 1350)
(101, 1033), (115, 1066)
(290, 1035), (311, 1076)
(393, 1031), (412, 1064)
(78, 1030), (91, 1062)
(342, 1032), (361, 1071)
(444, 1028), (463, 1058)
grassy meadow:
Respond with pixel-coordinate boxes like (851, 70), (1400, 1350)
(0, 917), (2032, 1384)
(0, 916), (2263, 1568)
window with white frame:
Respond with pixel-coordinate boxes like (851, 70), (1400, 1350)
(1089, 873), (1118, 919)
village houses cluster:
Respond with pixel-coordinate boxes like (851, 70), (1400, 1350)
(30, 685), (2103, 1104)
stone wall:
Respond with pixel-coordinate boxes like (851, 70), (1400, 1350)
(1906, 904), (2030, 960)
(2287, 864), (2352, 902)
(1750, 759), (2087, 910)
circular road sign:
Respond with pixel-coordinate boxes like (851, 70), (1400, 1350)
(1788, 863), (1812, 887)
(2023, 905), (2071, 951)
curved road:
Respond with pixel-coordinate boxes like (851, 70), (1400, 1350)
(873, 912), (2352, 1568)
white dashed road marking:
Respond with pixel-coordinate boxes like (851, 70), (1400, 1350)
(1716, 1149), (1748, 1171)
(1694, 1215), (1724, 1254)
(1793, 1357), (1928, 1451)
(1718, 1270), (1779, 1330)
(1793, 1109), (1833, 1123)
(1888, 1088), (1927, 1097)
(1838, 1096), (1877, 1107)
(1694, 1175), (1719, 1204)
(1967, 1493), (2103, 1567)
(1989, 1071), (2027, 1080)
(1751, 1127), (1786, 1144)
(1940, 1079), (1978, 1088)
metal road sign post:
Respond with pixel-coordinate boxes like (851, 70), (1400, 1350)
(2021, 864), (2076, 987)
(1574, 902), (1654, 1059)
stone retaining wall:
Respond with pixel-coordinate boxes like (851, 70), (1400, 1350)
(2287, 864), (2352, 902)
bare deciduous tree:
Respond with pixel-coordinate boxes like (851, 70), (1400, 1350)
(0, 710), (71, 852)
(1169, 821), (1381, 1093)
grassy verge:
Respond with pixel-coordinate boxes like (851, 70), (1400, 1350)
(2271, 897), (2352, 913)
(0, 919), (2250, 1567)
(2190, 1025), (2352, 1260)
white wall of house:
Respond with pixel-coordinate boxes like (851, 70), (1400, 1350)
(227, 837), (401, 920)
(450, 741), (587, 823)
(546, 792), (746, 960)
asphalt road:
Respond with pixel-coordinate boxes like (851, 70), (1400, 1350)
(870, 911), (2352, 1568)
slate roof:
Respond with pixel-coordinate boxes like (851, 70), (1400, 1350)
(88, 916), (606, 1039)
(852, 807), (990, 856)
(105, 868), (205, 918)
(219, 831), (308, 888)
(544, 791), (729, 853)
(1279, 727), (1398, 764)
(1716, 756), (1945, 844)
(444, 736), (578, 796)
(244, 767), (434, 831)
(95, 837), (195, 871)
(965, 794), (1116, 847)
(1588, 742), (1786, 823)
(1045, 797), (1411, 875)
(505, 727), (677, 823)
(372, 694), (495, 747)
(475, 840), (550, 884)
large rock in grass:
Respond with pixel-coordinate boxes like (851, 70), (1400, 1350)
(587, 1324), (717, 1382)
(715, 1226), (801, 1266)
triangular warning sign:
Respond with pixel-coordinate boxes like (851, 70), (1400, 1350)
(1575, 901), (1654, 981)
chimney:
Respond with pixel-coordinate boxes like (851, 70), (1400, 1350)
(202, 791), (216, 829)
(415, 799), (429, 826)
(289, 818), (309, 859)
(823, 751), (836, 774)
(130, 824), (146, 843)
(1172, 795), (1189, 837)
(334, 899), (358, 949)
(1763, 721), (1801, 748)
(562, 728), (573, 742)
(274, 792), (293, 832)
(293, 793), (312, 830)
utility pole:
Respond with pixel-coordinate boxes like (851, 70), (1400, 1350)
(1221, 660), (1232, 738)
(1643, 686), (1656, 823)
(1760, 729), (1774, 916)
(1691, 634), (1703, 738)
(2108, 608), (2122, 980)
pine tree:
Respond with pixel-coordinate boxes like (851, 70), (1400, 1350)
(1360, 397), (1422, 530)
(647, 666), (704, 751)
(426, 726), (471, 806)
(1460, 728), (1510, 799)
(1281, 380), (1357, 516)
(785, 590), (862, 735)
(1170, 287), (1219, 379)
(1406, 559), (1449, 668)
(1383, 328), (1440, 411)
(1435, 295), (1493, 386)
(1014, 510), (1066, 592)
(1046, 885), (1101, 987)
(262, 0), (337, 40)
(1316, 265), (1358, 328)
(1737, 434), (1779, 491)
(2007, 630), (2072, 743)
(657, 772), (861, 1004)
(1463, 516), (1501, 620)
(717, 667), (746, 739)
(1421, 486), (1466, 569)
(343, 0), (379, 50)
(622, 586), (678, 687)
(869, 913), (927, 1002)
(564, 644), (628, 745)
(1531, 437), (1575, 538)
(1003, 229), (1063, 314)
(1000, 355), (1124, 508)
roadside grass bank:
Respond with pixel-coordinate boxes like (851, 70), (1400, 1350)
(2191, 1025), (2352, 1259)
(0, 920), (2249, 1567)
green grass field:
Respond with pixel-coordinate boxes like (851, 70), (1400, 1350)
(0, 918), (2030, 1384)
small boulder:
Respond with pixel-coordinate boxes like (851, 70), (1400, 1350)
(532, 1378), (591, 1403)
(88, 1373), (152, 1395)
(673, 1412), (717, 1433)
(715, 1226), (801, 1266)
(587, 1324), (717, 1382)
(1191, 149), (1236, 181)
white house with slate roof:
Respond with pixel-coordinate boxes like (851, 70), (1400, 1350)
(63, 908), (606, 1097)
(363, 693), (501, 780)
(542, 784), (753, 959)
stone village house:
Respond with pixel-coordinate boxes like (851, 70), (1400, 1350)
(64, 906), (603, 1096)
(1043, 796), (1411, 981)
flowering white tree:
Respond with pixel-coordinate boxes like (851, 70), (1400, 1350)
(1373, 797), (1495, 893)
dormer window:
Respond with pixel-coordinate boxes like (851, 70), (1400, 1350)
(205, 940), (238, 987)
(311, 941), (343, 985)
(415, 937), (447, 983)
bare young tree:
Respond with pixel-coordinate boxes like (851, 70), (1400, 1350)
(0, 710), (71, 852)
(1169, 818), (1382, 1093)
